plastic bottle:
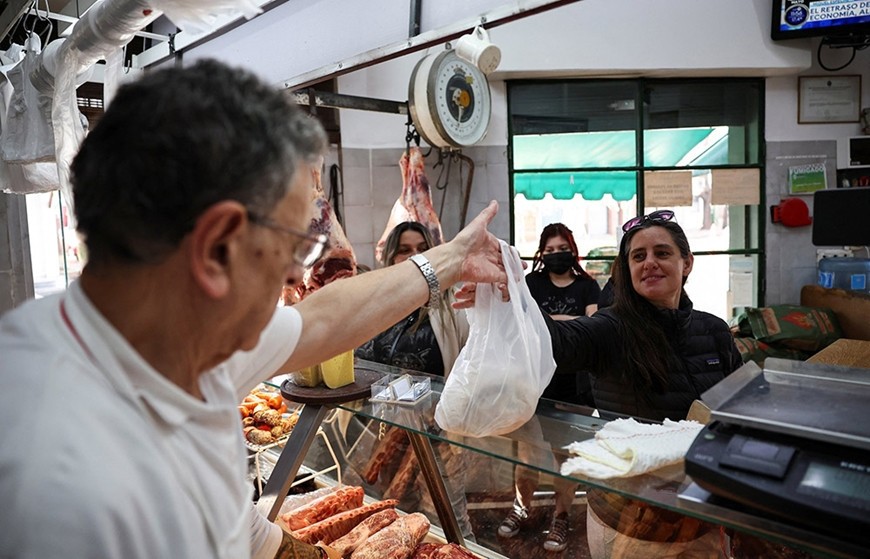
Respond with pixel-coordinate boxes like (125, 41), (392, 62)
(817, 257), (870, 293)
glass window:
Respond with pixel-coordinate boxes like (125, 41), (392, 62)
(26, 191), (83, 298)
(509, 78), (765, 320)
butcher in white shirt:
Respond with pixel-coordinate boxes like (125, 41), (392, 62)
(0, 59), (505, 559)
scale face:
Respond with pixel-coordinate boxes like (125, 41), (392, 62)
(408, 50), (492, 148)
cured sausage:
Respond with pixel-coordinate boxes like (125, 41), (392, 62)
(362, 427), (409, 485)
(350, 512), (430, 559)
(281, 486), (365, 531)
(329, 508), (400, 557)
(383, 446), (418, 502)
(375, 147), (444, 262)
(292, 499), (399, 544)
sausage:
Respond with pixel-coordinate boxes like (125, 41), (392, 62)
(282, 486), (365, 532)
(292, 499), (399, 544)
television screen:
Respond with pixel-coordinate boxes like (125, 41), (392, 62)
(812, 187), (870, 246)
(772, 0), (870, 40)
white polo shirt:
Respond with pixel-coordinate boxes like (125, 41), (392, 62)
(0, 281), (302, 559)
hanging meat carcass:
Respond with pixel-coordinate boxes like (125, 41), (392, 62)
(284, 158), (357, 304)
(375, 147), (444, 263)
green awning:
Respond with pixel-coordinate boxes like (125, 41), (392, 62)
(513, 127), (727, 201)
(514, 171), (637, 201)
(513, 127), (720, 169)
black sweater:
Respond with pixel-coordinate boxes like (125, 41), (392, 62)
(545, 300), (742, 421)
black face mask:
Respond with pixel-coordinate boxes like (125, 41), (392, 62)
(542, 251), (575, 275)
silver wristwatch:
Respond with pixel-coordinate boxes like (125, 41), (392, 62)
(409, 254), (440, 309)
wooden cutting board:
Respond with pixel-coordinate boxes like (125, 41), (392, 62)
(281, 368), (382, 404)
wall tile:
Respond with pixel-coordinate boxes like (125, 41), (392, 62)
(341, 166), (372, 206)
(340, 148), (370, 168)
(343, 205), (374, 246)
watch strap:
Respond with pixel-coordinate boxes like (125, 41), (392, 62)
(409, 254), (440, 309)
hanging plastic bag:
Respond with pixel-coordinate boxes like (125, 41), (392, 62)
(435, 239), (556, 437)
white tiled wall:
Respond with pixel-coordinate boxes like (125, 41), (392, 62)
(339, 145), (511, 271)
(764, 140), (837, 305)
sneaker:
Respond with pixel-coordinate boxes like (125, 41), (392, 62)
(543, 513), (569, 552)
(498, 502), (530, 538)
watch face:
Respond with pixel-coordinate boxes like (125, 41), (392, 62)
(409, 50), (492, 148)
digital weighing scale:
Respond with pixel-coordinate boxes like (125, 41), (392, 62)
(682, 358), (870, 547)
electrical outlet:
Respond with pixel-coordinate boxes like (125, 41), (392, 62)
(816, 248), (853, 262)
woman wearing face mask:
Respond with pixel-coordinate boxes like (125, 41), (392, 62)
(497, 223), (600, 553)
(526, 223), (600, 404)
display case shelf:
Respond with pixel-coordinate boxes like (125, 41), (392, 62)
(259, 360), (860, 558)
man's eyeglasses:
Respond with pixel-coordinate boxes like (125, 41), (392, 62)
(621, 210), (675, 233)
(247, 211), (328, 267)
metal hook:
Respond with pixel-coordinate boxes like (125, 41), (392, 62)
(404, 118), (420, 153)
(123, 44), (131, 74)
(434, 148), (453, 192)
(23, 0), (37, 36)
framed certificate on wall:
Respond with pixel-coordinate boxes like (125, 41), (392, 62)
(798, 75), (862, 124)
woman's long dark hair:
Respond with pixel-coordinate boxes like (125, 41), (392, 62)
(611, 220), (692, 392)
(380, 221), (434, 267)
(379, 221), (439, 331)
(531, 223), (593, 279)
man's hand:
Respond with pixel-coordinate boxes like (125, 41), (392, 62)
(449, 200), (506, 286)
(274, 530), (326, 559)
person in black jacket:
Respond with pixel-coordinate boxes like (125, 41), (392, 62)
(456, 210), (742, 557)
(526, 222), (600, 405)
(545, 210), (742, 558)
(545, 210), (742, 422)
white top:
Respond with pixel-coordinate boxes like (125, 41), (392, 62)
(0, 282), (302, 559)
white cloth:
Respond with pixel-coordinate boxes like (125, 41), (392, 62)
(561, 418), (704, 479)
(0, 37), (56, 165)
(0, 44), (60, 194)
(0, 281), (301, 559)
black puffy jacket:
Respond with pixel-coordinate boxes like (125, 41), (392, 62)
(545, 299), (742, 421)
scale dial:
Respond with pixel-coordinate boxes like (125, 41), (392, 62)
(409, 50), (492, 148)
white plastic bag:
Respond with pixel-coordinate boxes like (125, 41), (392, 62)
(435, 240), (556, 437)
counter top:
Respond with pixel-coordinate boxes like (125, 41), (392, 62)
(807, 338), (870, 368)
(327, 360), (864, 558)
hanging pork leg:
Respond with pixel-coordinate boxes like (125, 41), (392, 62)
(375, 147), (444, 263)
(286, 157), (358, 303)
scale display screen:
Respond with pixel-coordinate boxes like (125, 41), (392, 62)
(685, 421), (870, 548)
(798, 462), (870, 506)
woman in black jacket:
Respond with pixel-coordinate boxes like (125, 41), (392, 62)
(457, 210), (742, 557)
(547, 210), (742, 558)
(546, 210), (742, 421)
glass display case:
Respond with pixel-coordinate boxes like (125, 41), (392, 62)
(258, 360), (861, 558)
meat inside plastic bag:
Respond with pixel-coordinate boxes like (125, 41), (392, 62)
(434, 240), (556, 437)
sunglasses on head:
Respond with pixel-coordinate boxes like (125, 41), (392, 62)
(621, 210), (675, 233)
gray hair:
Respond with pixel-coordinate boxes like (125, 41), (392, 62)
(71, 59), (327, 266)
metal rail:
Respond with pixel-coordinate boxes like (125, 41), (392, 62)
(291, 89), (408, 116)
